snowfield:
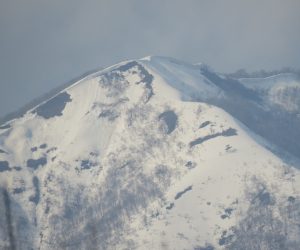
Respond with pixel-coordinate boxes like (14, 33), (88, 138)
(0, 56), (300, 250)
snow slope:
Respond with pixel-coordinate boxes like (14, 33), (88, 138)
(240, 73), (300, 113)
(0, 56), (299, 250)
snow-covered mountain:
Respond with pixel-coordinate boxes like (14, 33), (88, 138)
(0, 56), (300, 250)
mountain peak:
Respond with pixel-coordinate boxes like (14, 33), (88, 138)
(1, 56), (300, 249)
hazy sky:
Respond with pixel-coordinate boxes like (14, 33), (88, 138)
(1, 0), (300, 118)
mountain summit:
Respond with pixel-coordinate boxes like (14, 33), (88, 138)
(1, 56), (300, 249)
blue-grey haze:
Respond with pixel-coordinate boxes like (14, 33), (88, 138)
(0, 0), (300, 117)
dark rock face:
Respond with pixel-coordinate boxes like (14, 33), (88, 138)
(39, 144), (47, 149)
(32, 92), (72, 119)
(135, 63), (154, 102)
(194, 245), (214, 250)
(98, 110), (119, 121)
(166, 203), (174, 210)
(199, 121), (211, 128)
(80, 160), (97, 170)
(185, 161), (196, 170)
(116, 61), (139, 72)
(218, 231), (234, 246)
(111, 61), (154, 102)
(159, 110), (178, 134)
(26, 157), (47, 170)
(190, 128), (237, 147)
(0, 161), (10, 172)
(175, 186), (192, 200)
(29, 177), (40, 205)
(31, 147), (38, 152)
(221, 208), (234, 219)
(13, 187), (25, 194)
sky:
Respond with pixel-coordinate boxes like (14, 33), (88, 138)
(0, 0), (300, 118)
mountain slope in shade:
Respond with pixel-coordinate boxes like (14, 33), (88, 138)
(239, 73), (300, 113)
(0, 56), (300, 250)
